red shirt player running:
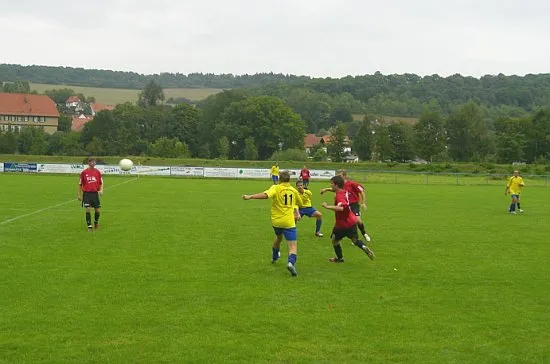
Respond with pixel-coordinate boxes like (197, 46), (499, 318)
(321, 175), (375, 263)
(78, 158), (104, 231)
(321, 169), (371, 242)
(299, 165), (311, 188)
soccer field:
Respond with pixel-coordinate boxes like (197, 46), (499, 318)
(0, 174), (549, 363)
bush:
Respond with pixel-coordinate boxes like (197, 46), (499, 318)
(270, 148), (308, 162)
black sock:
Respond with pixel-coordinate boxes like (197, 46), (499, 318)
(333, 244), (343, 259)
(94, 212), (100, 223)
(517, 203), (521, 209)
(357, 222), (366, 235)
(354, 239), (365, 249)
(85, 212), (91, 226)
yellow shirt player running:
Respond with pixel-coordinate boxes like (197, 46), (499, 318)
(270, 162), (279, 184)
(295, 180), (324, 237)
(243, 171), (303, 277)
(504, 170), (525, 214)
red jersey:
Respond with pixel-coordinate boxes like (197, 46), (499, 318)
(79, 168), (103, 192)
(300, 168), (310, 180)
(344, 180), (364, 204)
(334, 190), (357, 228)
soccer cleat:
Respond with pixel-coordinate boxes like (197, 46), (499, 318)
(509, 211), (516, 215)
(362, 245), (376, 260)
(364, 233), (371, 242)
(272, 251), (281, 264)
(94, 222), (99, 230)
(519, 209), (524, 213)
(287, 262), (298, 277)
(87, 225), (93, 232)
(329, 257), (345, 263)
(315, 232), (324, 237)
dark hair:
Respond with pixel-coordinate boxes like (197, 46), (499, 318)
(295, 180), (303, 186)
(331, 175), (345, 188)
(337, 169), (347, 177)
(279, 170), (291, 182)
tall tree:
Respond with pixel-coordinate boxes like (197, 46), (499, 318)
(326, 122), (348, 162)
(138, 79), (165, 107)
(373, 123), (393, 161)
(352, 117), (374, 161)
(388, 122), (415, 162)
(414, 110), (445, 162)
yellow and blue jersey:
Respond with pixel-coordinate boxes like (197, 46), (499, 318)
(264, 183), (302, 228)
(270, 165), (279, 176)
(507, 176), (525, 195)
(297, 189), (313, 208)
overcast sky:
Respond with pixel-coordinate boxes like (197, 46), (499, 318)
(1, 0), (549, 78)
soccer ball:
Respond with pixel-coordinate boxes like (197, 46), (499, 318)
(119, 158), (134, 171)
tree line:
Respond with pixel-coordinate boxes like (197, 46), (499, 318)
(2, 64), (550, 119)
(1, 80), (549, 165)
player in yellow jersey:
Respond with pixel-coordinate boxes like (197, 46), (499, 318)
(295, 180), (324, 237)
(270, 162), (279, 184)
(243, 171), (303, 277)
(504, 170), (525, 214)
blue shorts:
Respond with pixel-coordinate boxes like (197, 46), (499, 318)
(272, 175), (279, 183)
(299, 207), (317, 217)
(511, 194), (520, 199)
(273, 226), (297, 241)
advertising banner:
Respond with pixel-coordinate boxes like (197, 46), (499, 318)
(37, 163), (73, 174)
(236, 168), (270, 179)
(0, 163), (3, 173)
(3, 162), (38, 173)
(170, 166), (204, 177)
(203, 167), (238, 178)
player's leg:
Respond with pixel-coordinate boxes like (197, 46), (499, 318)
(93, 193), (101, 229)
(283, 228), (298, 276)
(329, 228), (345, 262)
(349, 226), (375, 260)
(517, 196), (523, 212)
(82, 192), (93, 230)
(312, 210), (323, 237)
(509, 195), (517, 213)
(352, 204), (371, 241)
(271, 228), (283, 263)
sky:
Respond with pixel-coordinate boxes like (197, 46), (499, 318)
(1, 0), (549, 78)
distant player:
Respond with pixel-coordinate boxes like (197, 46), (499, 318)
(320, 169), (371, 242)
(295, 180), (323, 237)
(243, 171), (303, 277)
(270, 162), (279, 184)
(322, 175), (375, 263)
(299, 165), (311, 188)
(78, 158), (103, 231)
(505, 170), (525, 214)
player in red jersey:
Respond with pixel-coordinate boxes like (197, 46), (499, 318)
(78, 158), (104, 231)
(321, 175), (375, 262)
(320, 169), (371, 242)
(299, 165), (311, 189)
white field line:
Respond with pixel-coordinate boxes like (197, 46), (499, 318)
(0, 178), (137, 226)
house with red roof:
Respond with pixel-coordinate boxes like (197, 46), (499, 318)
(304, 133), (352, 154)
(90, 102), (115, 116)
(71, 114), (94, 132)
(0, 93), (60, 134)
(65, 95), (81, 108)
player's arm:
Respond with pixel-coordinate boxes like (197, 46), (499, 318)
(320, 187), (335, 195)
(504, 178), (511, 195)
(77, 175), (83, 200)
(322, 201), (344, 211)
(98, 175), (104, 196)
(358, 188), (367, 210)
(242, 192), (268, 200)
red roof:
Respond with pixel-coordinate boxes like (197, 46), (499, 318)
(304, 134), (322, 147)
(0, 93), (60, 117)
(71, 114), (94, 132)
(90, 102), (115, 113)
(66, 95), (81, 103)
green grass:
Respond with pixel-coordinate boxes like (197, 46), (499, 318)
(1, 174), (549, 363)
(30, 83), (222, 105)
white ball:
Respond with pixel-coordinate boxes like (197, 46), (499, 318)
(119, 158), (134, 171)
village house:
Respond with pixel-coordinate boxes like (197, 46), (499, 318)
(0, 93), (60, 134)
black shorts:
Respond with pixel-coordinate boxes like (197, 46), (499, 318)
(82, 191), (101, 208)
(331, 226), (358, 242)
(350, 202), (361, 216)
